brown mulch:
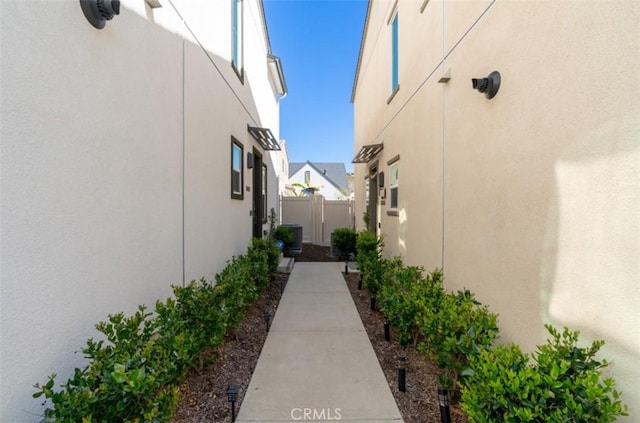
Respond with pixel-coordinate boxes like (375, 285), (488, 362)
(344, 272), (469, 423)
(169, 273), (288, 423)
(284, 243), (339, 262)
(169, 245), (468, 423)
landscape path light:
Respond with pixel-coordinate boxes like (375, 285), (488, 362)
(226, 384), (241, 422)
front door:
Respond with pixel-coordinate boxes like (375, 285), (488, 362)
(252, 149), (264, 239)
(368, 164), (378, 234)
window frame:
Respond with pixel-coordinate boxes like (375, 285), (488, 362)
(388, 156), (399, 215)
(390, 10), (399, 97)
(231, 0), (244, 82)
(231, 137), (244, 200)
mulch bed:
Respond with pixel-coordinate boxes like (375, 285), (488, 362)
(169, 245), (468, 423)
(169, 273), (288, 423)
(344, 272), (469, 423)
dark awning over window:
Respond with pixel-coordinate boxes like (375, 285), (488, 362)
(248, 125), (281, 151)
(352, 143), (383, 163)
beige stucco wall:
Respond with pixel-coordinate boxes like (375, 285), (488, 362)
(0, 0), (282, 421)
(353, 1), (639, 420)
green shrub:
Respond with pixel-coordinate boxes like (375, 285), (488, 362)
(380, 266), (444, 349)
(356, 231), (382, 263)
(332, 227), (357, 259)
(273, 226), (294, 250)
(33, 306), (181, 423)
(460, 325), (628, 422)
(248, 237), (279, 281)
(34, 239), (273, 422)
(419, 288), (499, 389)
(362, 256), (403, 299)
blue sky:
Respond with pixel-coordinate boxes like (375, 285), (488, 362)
(263, 0), (368, 173)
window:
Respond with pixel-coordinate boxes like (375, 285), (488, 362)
(262, 164), (268, 222)
(232, 0), (243, 79)
(391, 12), (399, 93)
(231, 137), (244, 200)
(389, 161), (399, 210)
(304, 170), (311, 186)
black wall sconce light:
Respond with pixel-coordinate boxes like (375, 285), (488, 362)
(378, 172), (385, 188)
(80, 0), (120, 29)
(247, 152), (254, 169)
(472, 71), (501, 99)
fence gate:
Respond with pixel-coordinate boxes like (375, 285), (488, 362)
(281, 195), (354, 246)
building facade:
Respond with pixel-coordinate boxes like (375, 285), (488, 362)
(352, 0), (639, 420)
(0, 0), (285, 421)
(289, 161), (351, 200)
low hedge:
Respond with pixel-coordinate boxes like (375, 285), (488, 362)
(355, 242), (627, 418)
(34, 238), (279, 423)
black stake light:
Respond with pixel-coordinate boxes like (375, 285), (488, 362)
(358, 273), (363, 290)
(384, 319), (391, 342)
(438, 388), (451, 423)
(263, 309), (271, 333)
(398, 354), (406, 392)
(226, 384), (241, 422)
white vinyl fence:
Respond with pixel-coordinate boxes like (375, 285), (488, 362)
(281, 195), (354, 246)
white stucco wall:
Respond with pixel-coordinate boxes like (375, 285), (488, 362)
(353, 0), (639, 420)
(0, 0), (282, 421)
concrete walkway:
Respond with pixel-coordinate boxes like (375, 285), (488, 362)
(236, 262), (403, 423)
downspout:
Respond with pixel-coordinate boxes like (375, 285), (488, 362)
(181, 36), (186, 287)
(441, 0), (446, 270)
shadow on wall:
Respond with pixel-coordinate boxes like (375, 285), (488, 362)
(2, 2), (271, 423)
(541, 116), (639, 415)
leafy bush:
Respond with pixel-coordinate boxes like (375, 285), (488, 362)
(33, 306), (181, 423)
(248, 237), (279, 281)
(420, 288), (499, 389)
(34, 240), (273, 422)
(332, 227), (357, 259)
(380, 266), (443, 348)
(460, 325), (628, 422)
(273, 225), (294, 251)
(362, 256), (403, 299)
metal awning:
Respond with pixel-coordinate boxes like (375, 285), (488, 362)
(352, 143), (383, 163)
(248, 125), (281, 151)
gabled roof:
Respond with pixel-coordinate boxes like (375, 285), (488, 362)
(289, 161), (350, 195)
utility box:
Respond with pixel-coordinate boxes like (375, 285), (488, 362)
(282, 224), (303, 253)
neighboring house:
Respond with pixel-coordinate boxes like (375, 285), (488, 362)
(289, 161), (351, 200)
(352, 0), (639, 420)
(0, 1), (285, 421)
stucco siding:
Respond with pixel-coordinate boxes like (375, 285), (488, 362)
(353, 0), (639, 420)
(0, 0), (282, 421)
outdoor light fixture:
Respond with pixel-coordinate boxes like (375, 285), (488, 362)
(80, 0), (120, 29)
(397, 354), (406, 392)
(247, 152), (254, 169)
(378, 172), (385, 188)
(384, 319), (391, 342)
(263, 309), (271, 333)
(358, 273), (363, 290)
(438, 388), (451, 423)
(471, 71), (501, 99)
(226, 384), (241, 422)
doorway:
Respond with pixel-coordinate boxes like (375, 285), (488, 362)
(368, 163), (378, 234)
(252, 149), (264, 239)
